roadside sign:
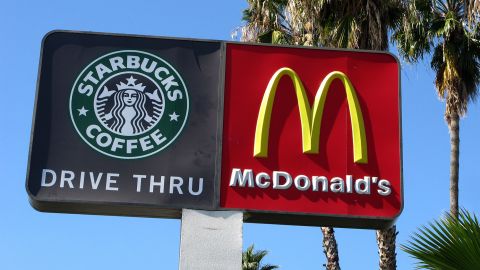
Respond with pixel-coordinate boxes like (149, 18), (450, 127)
(27, 31), (402, 228)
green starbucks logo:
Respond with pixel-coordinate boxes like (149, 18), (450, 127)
(70, 50), (189, 159)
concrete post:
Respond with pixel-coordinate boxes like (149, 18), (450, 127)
(179, 209), (243, 270)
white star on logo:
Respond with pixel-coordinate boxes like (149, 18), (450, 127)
(126, 76), (137, 85)
(78, 106), (88, 116)
(169, 112), (180, 122)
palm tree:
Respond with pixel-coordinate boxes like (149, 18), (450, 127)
(401, 209), (480, 269)
(394, 0), (480, 219)
(242, 244), (279, 270)
(242, 2), (342, 269)
(299, 1), (403, 269)
(242, 1), (404, 269)
(320, 226), (341, 270)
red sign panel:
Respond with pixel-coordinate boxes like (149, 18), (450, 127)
(220, 43), (402, 228)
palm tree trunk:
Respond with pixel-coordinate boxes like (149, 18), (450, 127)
(449, 112), (460, 218)
(321, 227), (340, 270)
(376, 225), (397, 270)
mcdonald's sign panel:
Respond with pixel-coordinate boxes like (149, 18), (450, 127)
(220, 43), (402, 228)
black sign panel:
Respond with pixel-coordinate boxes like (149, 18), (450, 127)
(27, 31), (224, 218)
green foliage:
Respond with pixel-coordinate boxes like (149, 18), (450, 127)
(241, 0), (404, 49)
(241, 0), (292, 44)
(393, 0), (480, 118)
(401, 209), (480, 269)
(242, 244), (279, 270)
(317, 0), (404, 50)
(258, 30), (291, 44)
(392, 0), (434, 62)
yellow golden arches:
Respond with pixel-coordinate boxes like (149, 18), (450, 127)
(253, 68), (368, 164)
(253, 68), (314, 158)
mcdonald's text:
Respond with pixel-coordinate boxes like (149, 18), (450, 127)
(229, 168), (391, 196)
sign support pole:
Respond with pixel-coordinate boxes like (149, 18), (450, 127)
(179, 209), (243, 270)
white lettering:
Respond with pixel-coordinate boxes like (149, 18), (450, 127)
(229, 168), (254, 187)
(111, 137), (125, 152)
(126, 139), (138, 154)
(95, 63), (112, 80)
(141, 59), (157, 73)
(149, 175), (164, 193)
(133, 174), (146, 192)
(377, 179), (391, 196)
(169, 176), (183, 194)
(60, 170), (75, 188)
(79, 171), (85, 189)
(312, 176), (328, 192)
(294, 175), (311, 191)
(41, 169), (56, 187)
(167, 89), (183, 101)
(154, 67), (169, 80)
(188, 177), (203, 195)
(355, 176), (371, 195)
(162, 75), (178, 91)
(346, 175), (353, 193)
(272, 171), (292, 189)
(89, 172), (103, 190)
(127, 55), (140, 69)
(78, 83), (93, 96)
(109, 56), (125, 71)
(255, 172), (270, 188)
(330, 177), (345, 193)
(86, 124), (101, 139)
(151, 129), (166, 145)
(96, 132), (112, 148)
(139, 136), (153, 151)
(105, 173), (119, 191)
(83, 71), (99, 84)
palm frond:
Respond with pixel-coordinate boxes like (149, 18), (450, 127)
(260, 264), (279, 270)
(241, 0), (291, 43)
(242, 244), (279, 270)
(394, 0), (480, 120)
(401, 209), (480, 270)
(393, 0), (435, 62)
(316, 0), (404, 50)
(465, 0), (480, 26)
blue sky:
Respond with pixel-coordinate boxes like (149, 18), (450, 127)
(1, 0), (480, 269)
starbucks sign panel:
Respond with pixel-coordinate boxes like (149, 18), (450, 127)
(27, 31), (223, 217)
(70, 50), (189, 159)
